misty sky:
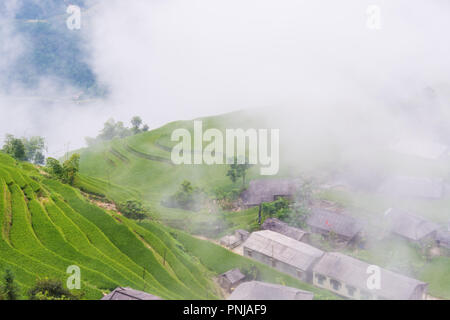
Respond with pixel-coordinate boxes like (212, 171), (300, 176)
(0, 0), (449, 156)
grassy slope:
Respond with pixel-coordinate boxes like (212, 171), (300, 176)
(76, 111), (450, 299)
(0, 153), (221, 299)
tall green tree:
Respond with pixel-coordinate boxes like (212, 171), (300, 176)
(131, 116), (143, 134)
(227, 159), (253, 186)
(22, 136), (46, 164)
(62, 154), (80, 185)
(0, 269), (20, 300)
(2, 134), (26, 161)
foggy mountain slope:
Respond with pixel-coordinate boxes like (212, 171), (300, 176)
(75, 111), (450, 299)
(0, 151), (338, 299)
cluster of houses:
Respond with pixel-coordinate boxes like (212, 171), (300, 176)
(217, 177), (450, 300)
(241, 229), (427, 300)
(239, 178), (450, 253)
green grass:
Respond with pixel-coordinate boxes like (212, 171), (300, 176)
(0, 152), (222, 299)
(73, 111), (450, 300)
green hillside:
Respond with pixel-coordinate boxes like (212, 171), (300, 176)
(0, 152), (220, 299)
(75, 112), (450, 299)
(0, 150), (337, 300)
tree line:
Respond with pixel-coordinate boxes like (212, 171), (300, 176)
(85, 116), (149, 146)
(2, 135), (46, 164)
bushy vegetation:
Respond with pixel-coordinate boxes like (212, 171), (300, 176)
(2, 135), (46, 164)
(28, 278), (77, 300)
(163, 180), (208, 212)
(0, 269), (20, 300)
(117, 199), (149, 221)
(45, 154), (80, 185)
(85, 116), (149, 146)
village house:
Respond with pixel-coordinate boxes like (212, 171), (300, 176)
(262, 217), (310, 243)
(101, 287), (162, 300)
(383, 208), (440, 245)
(306, 208), (364, 244)
(312, 252), (428, 300)
(220, 229), (250, 249)
(241, 179), (301, 207)
(218, 268), (246, 293)
(227, 281), (314, 300)
(242, 230), (324, 282)
(377, 175), (445, 199)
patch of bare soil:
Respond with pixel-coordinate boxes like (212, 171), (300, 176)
(81, 191), (123, 215)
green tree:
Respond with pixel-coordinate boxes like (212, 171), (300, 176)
(131, 116), (143, 134)
(62, 154), (80, 185)
(22, 136), (46, 164)
(0, 269), (20, 300)
(227, 159), (253, 186)
(45, 157), (64, 179)
(2, 134), (26, 161)
(97, 118), (131, 141)
(117, 199), (149, 221)
(45, 154), (80, 186)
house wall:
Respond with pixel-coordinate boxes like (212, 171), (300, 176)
(312, 271), (387, 300)
(409, 284), (427, 300)
(312, 271), (425, 300)
(243, 247), (311, 282)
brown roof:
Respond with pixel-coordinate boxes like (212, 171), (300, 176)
(220, 268), (246, 284)
(307, 208), (364, 239)
(242, 179), (300, 206)
(384, 208), (440, 241)
(313, 252), (427, 300)
(228, 281), (314, 300)
(101, 287), (162, 300)
(262, 218), (309, 241)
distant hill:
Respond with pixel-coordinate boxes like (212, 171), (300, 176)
(0, 147), (335, 299)
(2, 0), (101, 95)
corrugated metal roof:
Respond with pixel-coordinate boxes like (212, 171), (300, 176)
(101, 287), (162, 300)
(307, 208), (364, 239)
(220, 268), (246, 284)
(243, 230), (324, 271)
(228, 281), (314, 300)
(262, 218), (308, 241)
(313, 252), (426, 300)
(384, 208), (440, 241)
(242, 179), (300, 206)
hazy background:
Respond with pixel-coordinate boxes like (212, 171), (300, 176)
(0, 0), (449, 156)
